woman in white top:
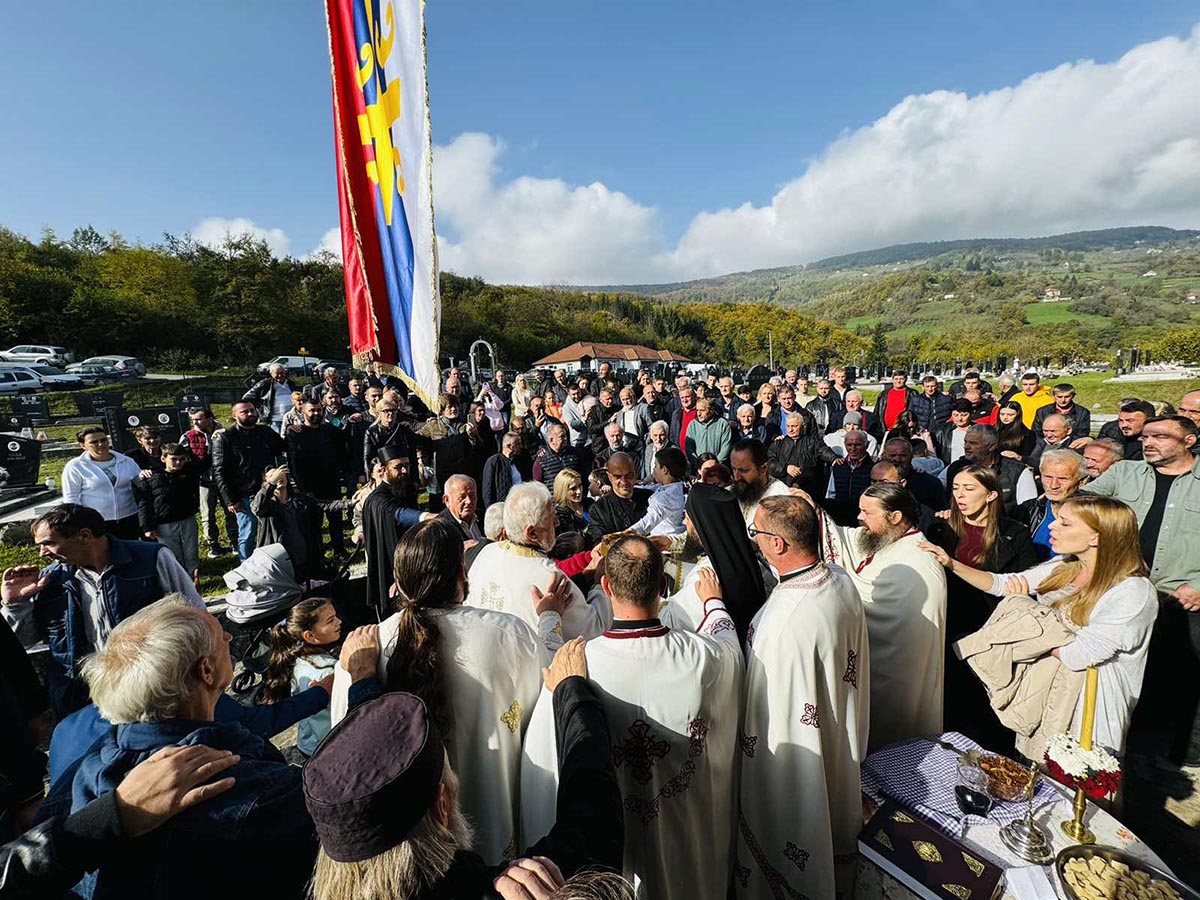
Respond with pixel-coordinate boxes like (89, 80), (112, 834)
(922, 495), (1157, 755)
(61, 426), (146, 540)
(511, 374), (534, 420)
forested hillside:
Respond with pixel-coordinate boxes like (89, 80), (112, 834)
(3, 224), (1198, 372)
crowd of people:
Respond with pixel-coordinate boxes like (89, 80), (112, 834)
(1, 358), (1198, 899)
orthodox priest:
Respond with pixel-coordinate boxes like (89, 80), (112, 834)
(360, 445), (431, 620)
(330, 520), (542, 864)
(466, 482), (611, 652)
(738, 496), (870, 900)
(660, 482), (770, 641)
(520, 535), (742, 900)
(804, 482), (946, 748)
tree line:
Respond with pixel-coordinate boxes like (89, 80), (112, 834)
(0, 227), (869, 372)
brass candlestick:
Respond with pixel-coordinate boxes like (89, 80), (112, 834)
(1060, 666), (1098, 845)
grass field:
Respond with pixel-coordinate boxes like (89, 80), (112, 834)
(1023, 303), (1110, 328)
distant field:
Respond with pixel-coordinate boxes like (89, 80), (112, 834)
(1023, 303), (1109, 327)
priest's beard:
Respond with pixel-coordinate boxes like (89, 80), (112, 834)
(681, 532), (705, 562)
(857, 524), (906, 558)
(733, 476), (767, 506)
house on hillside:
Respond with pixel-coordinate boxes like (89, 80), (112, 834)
(1041, 288), (1062, 301)
(1186, 291), (1198, 304)
(1142, 270), (1158, 277)
(533, 341), (690, 374)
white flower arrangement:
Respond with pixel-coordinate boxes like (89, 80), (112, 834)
(1044, 733), (1122, 799)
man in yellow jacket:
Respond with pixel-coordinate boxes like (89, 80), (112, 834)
(1011, 371), (1054, 427)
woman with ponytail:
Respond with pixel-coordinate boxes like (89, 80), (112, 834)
(922, 495), (1157, 754)
(329, 518), (543, 865)
(261, 596), (342, 757)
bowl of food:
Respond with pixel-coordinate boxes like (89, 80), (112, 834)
(1056, 845), (1197, 900)
(978, 754), (1032, 801)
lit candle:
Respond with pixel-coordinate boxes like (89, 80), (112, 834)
(1079, 667), (1098, 750)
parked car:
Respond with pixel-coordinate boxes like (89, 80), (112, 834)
(0, 364), (81, 390)
(0, 368), (42, 395)
(256, 355), (323, 376)
(0, 345), (73, 367)
(65, 363), (129, 385)
(314, 359), (354, 376)
(77, 356), (146, 377)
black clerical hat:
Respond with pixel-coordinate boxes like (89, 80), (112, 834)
(376, 444), (410, 463)
(303, 692), (444, 862)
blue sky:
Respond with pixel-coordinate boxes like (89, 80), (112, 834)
(2, 1), (1198, 282)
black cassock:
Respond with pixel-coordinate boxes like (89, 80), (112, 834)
(362, 480), (412, 620)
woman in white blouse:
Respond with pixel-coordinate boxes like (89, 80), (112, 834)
(922, 495), (1157, 755)
(510, 374), (534, 420)
(61, 426), (146, 540)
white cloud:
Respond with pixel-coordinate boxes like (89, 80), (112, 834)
(309, 227), (342, 260)
(433, 133), (667, 285)
(190, 217), (291, 258)
(431, 24), (1200, 285)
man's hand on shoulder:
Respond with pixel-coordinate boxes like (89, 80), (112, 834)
(114, 745), (240, 838)
(542, 638), (587, 693)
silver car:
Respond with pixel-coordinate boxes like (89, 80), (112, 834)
(0, 345), (73, 366)
(0, 368), (42, 395)
(79, 355), (147, 377)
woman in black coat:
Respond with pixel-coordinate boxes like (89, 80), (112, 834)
(926, 464), (1038, 751)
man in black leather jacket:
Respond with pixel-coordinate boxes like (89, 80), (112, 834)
(211, 401), (285, 560)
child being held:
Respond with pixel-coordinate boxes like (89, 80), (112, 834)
(261, 596), (341, 758)
(630, 446), (688, 536)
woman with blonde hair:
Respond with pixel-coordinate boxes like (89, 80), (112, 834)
(754, 383), (780, 434)
(552, 468), (587, 536)
(511, 373), (534, 419)
(921, 495), (1157, 754)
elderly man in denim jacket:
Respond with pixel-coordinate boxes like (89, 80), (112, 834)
(37, 597), (378, 900)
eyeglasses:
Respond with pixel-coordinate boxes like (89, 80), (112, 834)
(747, 524), (782, 541)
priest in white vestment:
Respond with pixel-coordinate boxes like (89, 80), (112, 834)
(521, 535), (743, 900)
(466, 481), (611, 652)
(738, 495), (870, 900)
(731, 438), (791, 527)
(804, 482), (947, 749)
(330, 518), (543, 864)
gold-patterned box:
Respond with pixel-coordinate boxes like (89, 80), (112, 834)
(859, 801), (1005, 900)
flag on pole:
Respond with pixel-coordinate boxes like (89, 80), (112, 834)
(325, 0), (440, 404)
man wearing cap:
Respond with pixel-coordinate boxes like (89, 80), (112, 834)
(308, 640), (625, 900)
(520, 536), (741, 900)
(361, 445), (433, 618)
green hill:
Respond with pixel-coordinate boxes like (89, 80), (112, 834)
(574, 226), (1200, 364)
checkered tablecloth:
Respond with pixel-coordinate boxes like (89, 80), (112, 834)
(861, 732), (1061, 838)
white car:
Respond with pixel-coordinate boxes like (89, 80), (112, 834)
(0, 345), (73, 366)
(0, 364), (81, 390)
(256, 355), (322, 376)
(0, 368), (42, 395)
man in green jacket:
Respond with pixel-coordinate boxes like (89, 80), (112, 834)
(1084, 415), (1200, 765)
(685, 398), (733, 467)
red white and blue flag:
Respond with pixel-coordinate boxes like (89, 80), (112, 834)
(325, 0), (440, 403)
